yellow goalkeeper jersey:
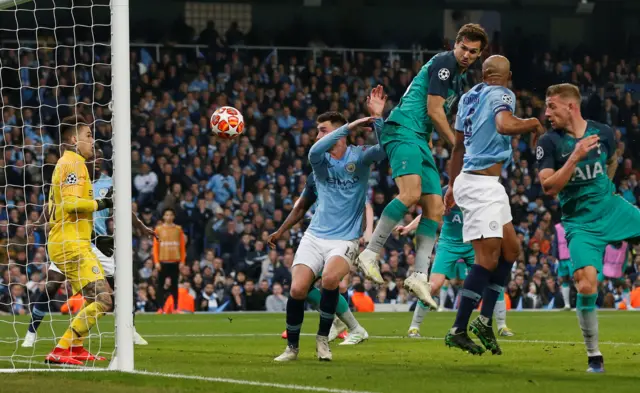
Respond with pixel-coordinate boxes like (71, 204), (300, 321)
(47, 150), (98, 249)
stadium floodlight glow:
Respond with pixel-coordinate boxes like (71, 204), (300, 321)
(576, 0), (595, 14)
(0, 0), (133, 372)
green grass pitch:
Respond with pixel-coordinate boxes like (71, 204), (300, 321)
(1, 312), (639, 393)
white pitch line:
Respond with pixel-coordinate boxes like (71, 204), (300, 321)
(127, 370), (380, 393)
(4, 332), (639, 347)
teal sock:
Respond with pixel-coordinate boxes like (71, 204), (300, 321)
(415, 218), (438, 273)
(368, 198), (408, 254)
(561, 281), (570, 288)
(336, 293), (349, 315)
(576, 293), (597, 311)
(306, 287), (321, 310)
(497, 290), (505, 302)
(576, 293), (601, 357)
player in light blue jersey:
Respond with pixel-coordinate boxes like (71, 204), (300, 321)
(443, 56), (544, 355)
(275, 86), (387, 362)
(23, 148), (155, 348)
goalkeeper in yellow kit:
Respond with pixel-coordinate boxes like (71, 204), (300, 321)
(45, 115), (114, 365)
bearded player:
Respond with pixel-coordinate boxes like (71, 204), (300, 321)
(536, 83), (636, 373)
(23, 147), (153, 349)
(356, 24), (488, 310)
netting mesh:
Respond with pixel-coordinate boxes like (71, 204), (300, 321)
(0, 0), (114, 369)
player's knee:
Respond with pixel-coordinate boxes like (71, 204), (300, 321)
(96, 292), (113, 312)
(398, 187), (421, 207)
(502, 248), (519, 264)
(423, 199), (444, 222)
(289, 284), (308, 301)
(321, 273), (341, 290)
(575, 279), (596, 295)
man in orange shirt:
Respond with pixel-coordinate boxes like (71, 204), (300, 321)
(154, 208), (186, 313)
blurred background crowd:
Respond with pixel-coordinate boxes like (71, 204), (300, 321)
(2, 7), (640, 315)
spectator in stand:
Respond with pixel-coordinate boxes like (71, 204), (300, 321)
(266, 282), (286, 312)
(134, 163), (158, 209)
(244, 279), (266, 311)
(227, 284), (245, 311)
(199, 283), (219, 312)
(153, 208), (186, 313)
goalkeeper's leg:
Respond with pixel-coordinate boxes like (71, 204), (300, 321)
(22, 268), (65, 347)
(46, 278), (112, 365)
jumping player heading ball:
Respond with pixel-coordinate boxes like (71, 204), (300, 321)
(356, 24), (489, 310)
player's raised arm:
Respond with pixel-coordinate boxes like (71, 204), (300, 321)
(361, 85), (388, 165)
(361, 118), (387, 165)
(308, 116), (374, 173)
(537, 134), (600, 196)
(495, 111), (544, 136)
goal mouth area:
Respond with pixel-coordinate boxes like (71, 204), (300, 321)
(0, 0), (133, 372)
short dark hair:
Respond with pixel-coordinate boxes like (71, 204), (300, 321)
(317, 111), (347, 127)
(162, 207), (176, 216)
(60, 115), (89, 143)
(456, 23), (489, 51)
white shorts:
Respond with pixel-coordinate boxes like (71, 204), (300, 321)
(292, 232), (359, 277)
(49, 245), (115, 277)
(453, 172), (512, 243)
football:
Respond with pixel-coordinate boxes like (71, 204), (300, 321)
(210, 106), (245, 139)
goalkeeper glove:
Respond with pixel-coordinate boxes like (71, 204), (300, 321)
(95, 187), (113, 211)
(93, 233), (115, 257)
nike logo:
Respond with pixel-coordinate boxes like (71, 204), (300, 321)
(562, 152), (571, 158)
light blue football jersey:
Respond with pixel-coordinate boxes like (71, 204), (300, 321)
(454, 83), (516, 172)
(93, 175), (112, 236)
(307, 119), (385, 240)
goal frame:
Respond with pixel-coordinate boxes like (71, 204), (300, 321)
(111, 0), (134, 372)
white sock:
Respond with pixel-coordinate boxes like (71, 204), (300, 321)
(577, 308), (602, 357)
(561, 285), (571, 308)
(494, 300), (507, 329)
(338, 309), (360, 331)
(410, 301), (429, 329)
(439, 287), (448, 308)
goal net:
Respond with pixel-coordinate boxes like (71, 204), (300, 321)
(0, 0), (133, 371)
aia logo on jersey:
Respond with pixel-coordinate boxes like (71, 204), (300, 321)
(572, 162), (604, 182)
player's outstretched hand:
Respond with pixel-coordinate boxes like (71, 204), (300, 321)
(348, 117), (374, 132)
(444, 186), (455, 213)
(571, 135), (600, 161)
(267, 231), (281, 248)
(394, 225), (411, 236)
(366, 85), (387, 118)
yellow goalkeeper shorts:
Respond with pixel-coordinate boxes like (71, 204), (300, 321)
(49, 243), (104, 295)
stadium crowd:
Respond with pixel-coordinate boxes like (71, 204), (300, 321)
(2, 24), (640, 316)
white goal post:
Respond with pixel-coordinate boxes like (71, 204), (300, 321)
(112, 0), (134, 372)
(0, 0), (133, 371)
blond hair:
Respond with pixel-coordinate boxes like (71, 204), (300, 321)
(546, 83), (581, 102)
